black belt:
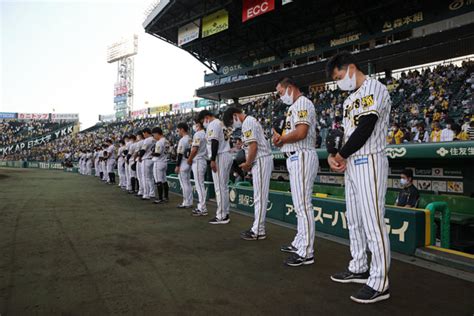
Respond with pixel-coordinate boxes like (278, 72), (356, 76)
(284, 151), (296, 158)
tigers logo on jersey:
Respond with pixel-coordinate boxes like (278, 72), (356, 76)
(192, 138), (201, 146)
(243, 130), (252, 138)
(207, 130), (214, 137)
(298, 110), (308, 119)
(344, 94), (375, 117)
(223, 127), (232, 141)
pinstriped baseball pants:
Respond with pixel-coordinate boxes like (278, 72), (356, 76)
(345, 152), (391, 292)
(287, 149), (318, 258)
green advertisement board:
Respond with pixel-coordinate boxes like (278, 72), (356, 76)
(228, 185), (426, 255)
(167, 175), (216, 200)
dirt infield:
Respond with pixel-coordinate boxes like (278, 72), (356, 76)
(0, 168), (473, 315)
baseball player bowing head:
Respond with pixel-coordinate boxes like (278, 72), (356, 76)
(139, 128), (157, 201)
(273, 77), (319, 267)
(187, 118), (209, 216)
(198, 110), (233, 225)
(326, 51), (391, 304)
(151, 127), (170, 204)
(223, 105), (273, 240)
(175, 123), (193, 209)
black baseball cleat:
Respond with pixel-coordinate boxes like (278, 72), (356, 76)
(240, 229), (266, 241)
(192, 209), (208, 216)
(153, 199), (164, 204)
(141, 197), (150, 200)
(209, 215), (230, 225)
(280, 245), (298, 253)
(330, 271), (370, 284)
(284, 253), (314, 267)
(177, 204), (192, 209)
(350, 285), (390, 304)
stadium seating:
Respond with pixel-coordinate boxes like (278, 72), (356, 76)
(1, 61), (472, 163)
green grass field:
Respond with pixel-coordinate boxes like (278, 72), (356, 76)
(0, 168), (473, 315)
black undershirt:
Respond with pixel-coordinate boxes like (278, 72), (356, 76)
(339, 114), (378, 159)
(210, 139), (218, 161)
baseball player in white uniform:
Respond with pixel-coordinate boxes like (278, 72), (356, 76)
(85, 149), (93, 176)
(100, 144), (107, 181)
(94, 148), (100, 177)
(273, 77), (318, 267)
(117, 138), (127, 189)
(151, 127), (170, 204)
(326, 51), (391, 304)
(127, 134), (139, 193)
(224, 106), (273, 240)
(105, 139), (116, 184)
(82, 150), (87, 175)
(139, 128), (156, 200)
(187, 119), (208, 216)
(198, 110), (233, 224)
(175, 123), (193, 208)
(135, 132), (144, 196)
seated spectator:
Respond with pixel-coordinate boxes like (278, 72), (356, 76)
(452, 124), (469, 141)
(440, 119), (455, 142)
(387, 123), (404, 144)
(395, 169), (420, 208)
(413, 122), (429, 143)
(430, 122), (441, 142)
(469, 121), (474, 140)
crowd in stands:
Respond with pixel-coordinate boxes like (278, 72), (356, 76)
(0, 120), (71, 147)
(1, 61), (473, 163)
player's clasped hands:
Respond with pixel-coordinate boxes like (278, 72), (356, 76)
(328, 153), (347, 173)
(272, 129), (283, 147)
(210, 160), (218, 172)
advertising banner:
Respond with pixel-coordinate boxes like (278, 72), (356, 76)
(228, 185), (425, 255)
(149, 105), (170, 115)
(242, 0), (275, 22)
(114, 95), (127, 103)
(180, 101), (194, 110)
(178, 20), (200, 46)
(0, 125), (74, 156)
(0, 112), (17, 119)
(202, 9), (229, 38)
(17, 113), (49, 120)
(131, 109), (148, 118)
(51, 113), (79, 121)
(99, 114), (116, 122)
(172, 103), (180, 111)
(197, 99), (209, 108)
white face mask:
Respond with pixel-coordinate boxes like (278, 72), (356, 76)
(280, 87), (293, 105)
(337, 66), (357, 91)
(400, 178), (408, 186)
(232, 115), (242, 129)
(192, 124), (198, 132)
(203, 119), (209, 129)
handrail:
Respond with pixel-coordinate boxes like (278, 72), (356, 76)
(425, 202), (451, 248)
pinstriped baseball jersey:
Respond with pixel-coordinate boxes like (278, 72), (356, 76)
(177, 135), (192, 158)
(153, 138), (169, 162)
(134, 140), (144, 160)
(241, 115), (271, 159)
(281, 95), (317, 153)
(192, 130), (207, 159)
(342, 78), (392, 156)
(141, 137), (156, 159)
(206, 118), (231, 157)
(106, 144), (115, 160)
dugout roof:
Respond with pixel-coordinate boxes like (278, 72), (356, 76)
(143, 0), (474, 100)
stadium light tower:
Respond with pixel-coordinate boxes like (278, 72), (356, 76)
(107, 34), (138, 119)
